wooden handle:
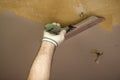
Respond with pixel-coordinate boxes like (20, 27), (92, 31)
(65, 16), (105, 40)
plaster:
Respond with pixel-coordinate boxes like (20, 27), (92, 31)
(0, 0), (120, 31)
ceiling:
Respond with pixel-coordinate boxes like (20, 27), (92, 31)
(0, 11), (120, 80)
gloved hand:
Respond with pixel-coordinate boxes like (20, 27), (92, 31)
(43, 23), (66, 46)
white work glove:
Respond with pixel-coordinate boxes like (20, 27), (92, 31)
(43, 23), (66, 46)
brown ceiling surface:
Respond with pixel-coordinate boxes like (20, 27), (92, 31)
(0, 0), (120, 31)
(0, 11), (120, 80)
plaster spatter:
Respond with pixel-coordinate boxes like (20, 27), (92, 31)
(0, 0), (120, 31)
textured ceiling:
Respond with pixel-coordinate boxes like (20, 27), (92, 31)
(0, 11), (120, 80)
(0, 0), (120, 31)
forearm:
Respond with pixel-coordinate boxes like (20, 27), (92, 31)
(28, 23), (66, 80)
(28, 40), (56, 80)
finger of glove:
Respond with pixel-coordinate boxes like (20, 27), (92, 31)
(59, 30), (66, 35)
(52, 22), (57, 26)
(52, 22), (61, 27)
(56, 23), (60, 27)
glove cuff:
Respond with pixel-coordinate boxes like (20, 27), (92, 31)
(43, 37), (58, 46)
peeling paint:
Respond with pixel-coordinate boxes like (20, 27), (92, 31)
(90, 49), (103, 64)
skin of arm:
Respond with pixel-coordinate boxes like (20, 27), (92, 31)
(27, 23), (66, 80)
(27, 40), (56, 80)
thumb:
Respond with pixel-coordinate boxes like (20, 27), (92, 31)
(59, 30), (66, 35)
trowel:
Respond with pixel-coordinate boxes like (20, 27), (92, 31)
(45, 16), (105, 39)
(65, 16), (105, 40)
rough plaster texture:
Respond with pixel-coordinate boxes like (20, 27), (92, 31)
(0, 0), (120, 31)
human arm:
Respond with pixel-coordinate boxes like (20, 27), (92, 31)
(27, 40), (56, 80)
(27, 23), (66, 80)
